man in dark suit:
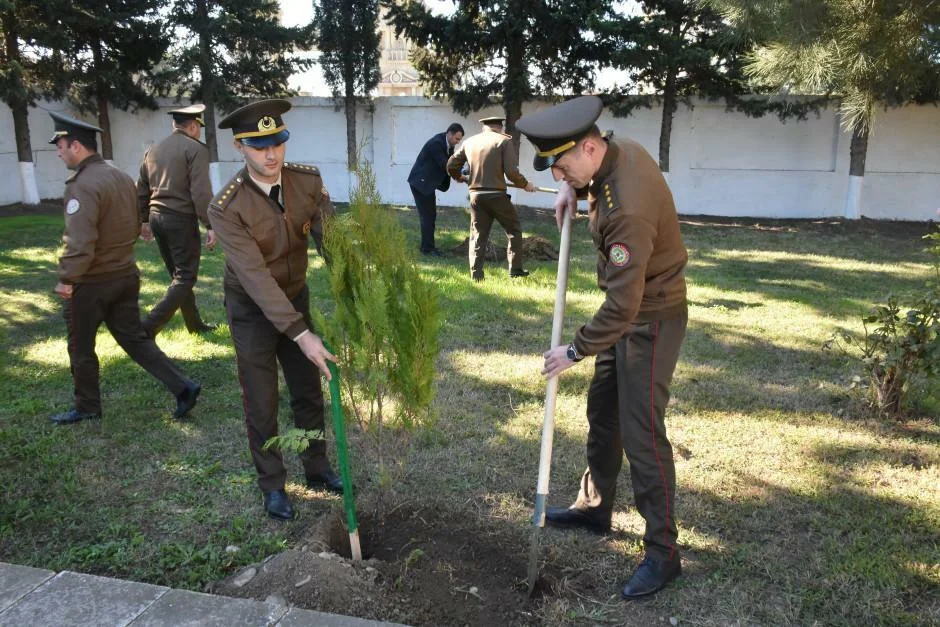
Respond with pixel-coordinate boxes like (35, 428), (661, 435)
(407, 123), (464, 256)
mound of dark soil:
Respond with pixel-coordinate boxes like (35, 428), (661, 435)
(450, 235), (559, 261)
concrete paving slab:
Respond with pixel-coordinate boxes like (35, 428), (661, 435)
(0, 570), (167, 627)
(0, 563), (54, 613)
(130, 588), (285, 626)
(278, 607), (408, 627)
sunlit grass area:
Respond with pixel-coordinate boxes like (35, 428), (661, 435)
(0, 205), (937, 625)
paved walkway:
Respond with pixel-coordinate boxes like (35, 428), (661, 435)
(0, 562), (404, 627)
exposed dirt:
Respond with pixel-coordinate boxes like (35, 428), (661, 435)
(209, 504), (566, 626)
(0, 200), (63, 217)
(450, 235), (559, 261)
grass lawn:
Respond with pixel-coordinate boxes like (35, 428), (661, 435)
(0, 200), (937, 625)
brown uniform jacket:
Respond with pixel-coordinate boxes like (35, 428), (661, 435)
(573, 137), (688, 357)
(136, 130), (212, 228)
(446, 128), (529, 193)
(208, 163), (333, 338)
(58, 154), (140, 285)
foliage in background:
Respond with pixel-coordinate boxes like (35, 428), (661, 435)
(595, 0), (823, 173)
(314, 0), (380, 169)
(705, 0), (940, 177)
(382, 0), (611, 140)
(157, 0), (315, 161)
(827, 229), (940, 419)
(60, 0), (167, 159)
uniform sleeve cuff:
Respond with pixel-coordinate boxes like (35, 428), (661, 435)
(288, 322), (310, 341)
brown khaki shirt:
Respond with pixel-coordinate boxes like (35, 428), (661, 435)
(137, 130), (212, 227)
(573, 137), (688, 357)
(58, 154), (140, 285)
(208, 162), (333, 338)
(446, 128), (529, 193)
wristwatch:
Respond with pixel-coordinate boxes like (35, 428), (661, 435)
(566, 342), (584, 362)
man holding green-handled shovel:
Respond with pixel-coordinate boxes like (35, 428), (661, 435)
(517, 96), (689, 599)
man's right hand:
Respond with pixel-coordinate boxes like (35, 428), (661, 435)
(140, 223), (153, 242)
(554, 181), (577, 231)
(295, 332), (337, 381)
(524, 182), (537, 192)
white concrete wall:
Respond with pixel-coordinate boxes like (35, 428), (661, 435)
(4, 97), (939, 221)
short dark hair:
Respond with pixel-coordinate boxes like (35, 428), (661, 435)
(66, 135), (97, 152)
(446, 123), (464, 135)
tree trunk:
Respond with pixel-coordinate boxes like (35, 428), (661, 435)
(92, 42), (113, 160)
(503, 26), (525, 150)
(344, 65), (358, 170)
(659, 68), (678, 173)
(196, 0), (217, 163)
(3, 11), (40, 204)
(843, 123), (869, 219)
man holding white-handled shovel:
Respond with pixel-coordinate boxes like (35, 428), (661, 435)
(517, 95), (689, 599)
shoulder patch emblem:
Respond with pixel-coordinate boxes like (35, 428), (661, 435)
(609, 243), (631, 267)
(66, 199), (80, 215)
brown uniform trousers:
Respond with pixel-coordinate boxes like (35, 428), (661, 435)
(469, 193), (524, 278)
(137, 130), (213, 334)
(66, 274), (194, 414)
(574, 313), (687, 561)
(225, 285), (328, 492)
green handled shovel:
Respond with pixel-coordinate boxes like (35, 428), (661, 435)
(324, 349), (362, 561)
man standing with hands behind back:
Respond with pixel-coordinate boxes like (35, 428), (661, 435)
(137, 103), (217, 337)
(517, 96), (689, 599)
(407, 123), (464, 256)
(209, 99), (342, 521)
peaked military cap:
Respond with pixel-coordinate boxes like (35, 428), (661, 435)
(47, 111), (102, 146)
(478, 115), (505, 125)
(169, 103), (206, 126)
(218, 99), (291, 148)
(516, 95), (604, 171)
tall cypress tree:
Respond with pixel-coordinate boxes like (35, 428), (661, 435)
(60, 0), (167, 160)
(383, 0), (610, 143)
(315, 0), (380, 170)
(1, 0), (68, 204)
(161, 0), (314, 178)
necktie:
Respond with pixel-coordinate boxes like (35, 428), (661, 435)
(269, 184), (282, 210)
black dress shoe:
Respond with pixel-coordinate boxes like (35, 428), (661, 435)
(50, 408), (101, 425)
(545, 506), (611, 533)
(510, 269), (530, 278)
(174, 382), (201, 419)
(621, 554), (681, 598)
(263, 489), (295, 520)
(188, 322), (218, 334)
(306, 468), (344, 494)
(471, 273), (485, 282)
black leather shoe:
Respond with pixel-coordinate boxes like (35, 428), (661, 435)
(306, 468), (344, 494)
(188, 322), (218, 334)
(174, 382), (201, 419)
(50, 408), (101, 425)
(471, 273), (485, 282)
(510, 269), (530, 278)
(545, 506), (611, 533)
(263, 489), (295, 520)
(621, 554), (681, 598)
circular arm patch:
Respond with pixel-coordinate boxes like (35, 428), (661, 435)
(609, 243), (631, 267)
(66, 199), (80, 215)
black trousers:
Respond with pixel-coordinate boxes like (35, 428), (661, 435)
(410, 184), (437, 253)
(573, 312), (687, 561)
(144, 211), (207, 334)
(64, 273), (192, 414)
(225, 285), (328, 492)
(468, 193), (523, 278)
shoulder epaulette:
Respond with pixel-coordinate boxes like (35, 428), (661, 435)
(283, 162), (320, 176)
(601, 179), (619, 215)
(499, 132), (513, 139)
(211, 175), (244, 211)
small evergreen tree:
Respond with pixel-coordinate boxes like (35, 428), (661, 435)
(314, 0), (380, 169)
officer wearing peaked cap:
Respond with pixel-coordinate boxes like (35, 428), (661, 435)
(137, 103), (217, 337)
(48, 111), (201, 426)
(208, 99), (342, 521)
(517, 95), (689, 599)
(446, 114), (536, 281)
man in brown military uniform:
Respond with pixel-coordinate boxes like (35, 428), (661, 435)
(209, 99), (342, 521)
(446, 116), (536, 281)
(137, 104), (217, 337)
(517, 96), (688, 599)
(48, 111), (201, 425)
